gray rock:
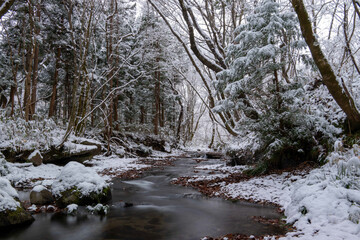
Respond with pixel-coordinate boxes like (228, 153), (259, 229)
(0, 207), (34, 227)
(30, 186), (54, 205)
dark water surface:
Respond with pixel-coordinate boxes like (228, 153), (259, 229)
(2, 154), (285, 240)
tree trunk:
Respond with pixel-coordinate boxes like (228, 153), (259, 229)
(49, 47), (61, 118)
(153, 71), (160, 135)
(0, 0), (16, 19)
(140, 105), (146, 124)
(292, 0), (360, 132)
(30, 1), (41, 118)
(24, 45), (34, 122)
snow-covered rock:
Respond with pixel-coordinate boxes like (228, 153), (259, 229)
(27, 150), (43, 166)
(0, 177), (34, 227)
(66, 204), (78, 214)
(52, 162), (111, 208)
(30, 185), (54, 205)
(86, 203), (109, 215)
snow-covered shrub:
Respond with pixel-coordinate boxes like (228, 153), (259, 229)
(215, 0), (341, 172)
(0, 154), (9, 176)
(0, 117), (62, 151)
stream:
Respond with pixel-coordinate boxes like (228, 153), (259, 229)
(2, 153), (285, 240)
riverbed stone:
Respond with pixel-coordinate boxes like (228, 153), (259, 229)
(0, 207), (34, 228)
(30, 186), (54, 205)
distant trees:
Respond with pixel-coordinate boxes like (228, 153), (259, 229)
(0, 0), (188, 149)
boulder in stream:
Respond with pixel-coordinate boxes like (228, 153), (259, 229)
(30, 185), (54, 205)
(52, 162), (111, 208)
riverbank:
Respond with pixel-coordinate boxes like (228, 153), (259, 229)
(173, 147), (360, 240)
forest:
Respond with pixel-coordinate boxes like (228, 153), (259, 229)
(0, 0), (360, 239)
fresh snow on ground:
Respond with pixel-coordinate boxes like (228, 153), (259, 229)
(4, 162), (62, 188)
(188, 145), (360, 239)
(220, 172), (299, 206)
(188, 173), (230, 182)
(84, 155), (149, 180)
(1, 154), (152, 189)
(0, 118), (102, 155)
(51, 161), (109, 197)
(282, 146), (360, 239)
(195, 164), (247, 173)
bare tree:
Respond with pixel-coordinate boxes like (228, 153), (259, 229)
(292, 0), (360, 132)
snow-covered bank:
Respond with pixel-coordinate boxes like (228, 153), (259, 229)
(0, 153), (159, 190)
(175, 146), (360, 239)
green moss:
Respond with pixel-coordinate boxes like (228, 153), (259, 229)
(56, 186), (112, 208)
(0, 206), (34, 227)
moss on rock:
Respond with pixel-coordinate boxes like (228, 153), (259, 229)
(0, 206), (34, 228)
(55, 186), (112, 208)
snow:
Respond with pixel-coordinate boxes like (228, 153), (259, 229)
(4, 162), (62, 188)
(51, 162), (109, 197)
(27, 204), (37, 212)
(0, 118), (100, 156)
(1, 153), (152, 189)
(220, 172), (296, 206)
(0, 177), (20, 212)
(214, 144), (360, 239)
(0, 156), (9, 176)
(84, 155), (149, 180)
(32, 185), (47, 193)
(195, 164), (247, 173)
(188, 174), (230, 182)
(63, 142), (98, 154)
(28, 150), (42, 160)
(86, 203), (109, 214)
(66, 204), (78, 214)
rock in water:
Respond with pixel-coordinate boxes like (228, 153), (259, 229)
(30, 185), (54, 205)
(0, 207), (34, 227)
(0, 178), (34, 227)
(52, 162), (111, 208)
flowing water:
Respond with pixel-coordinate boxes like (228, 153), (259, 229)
(2, 153), (285, 240)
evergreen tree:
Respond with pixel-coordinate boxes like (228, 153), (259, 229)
(217, 0), (334, 171)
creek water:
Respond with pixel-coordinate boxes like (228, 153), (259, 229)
(2, 153), (285, 240)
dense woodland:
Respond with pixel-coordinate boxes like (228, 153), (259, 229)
(0, 0), (359, 170)
(1, 1), (360, 239)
